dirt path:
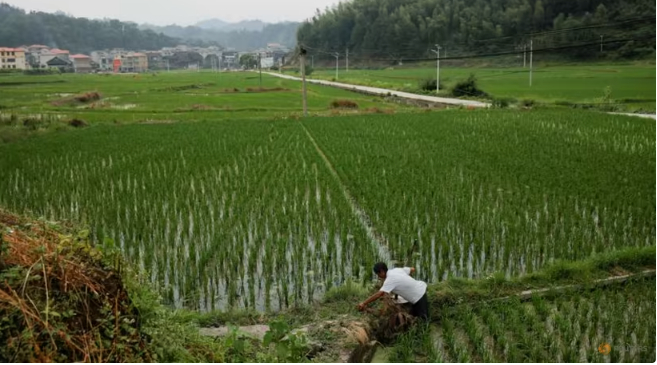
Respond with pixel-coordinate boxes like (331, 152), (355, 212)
(299, 121), (392, 263)
(266, 72), (490, 108)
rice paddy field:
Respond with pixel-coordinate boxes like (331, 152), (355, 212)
(0, 71), (409, 131)
(387, 277), (656, 363)
(0, 69), (654, 362)
(310, 63), (656, 111)
(0, 106), (654, 308)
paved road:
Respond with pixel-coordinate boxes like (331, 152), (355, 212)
(266, 72), (657, 119)
(608, 112), (657, 120)
(265, 72), (491, 108)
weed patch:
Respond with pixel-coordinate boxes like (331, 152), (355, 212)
(330, 99), (359, 109)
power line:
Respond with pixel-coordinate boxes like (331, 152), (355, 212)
(301, 34), (653, 64)
(303, 30), (654, 62)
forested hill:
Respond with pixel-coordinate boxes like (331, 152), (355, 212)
(141, 22), (299, 51)
(0, 3), (178, 53)
(297, 0), (656, 61)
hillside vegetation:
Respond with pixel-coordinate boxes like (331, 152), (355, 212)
(0, 3), (178, 53)
(297, 0), (656, 62)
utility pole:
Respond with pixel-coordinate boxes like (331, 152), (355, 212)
(334, 52), (339, 80)
(600, 35), (604, 52)
(258, 53), (262, 88)
(523, 44), (527, 68)
(431, 44), (441, 92)
(529, 39), (533, 87)
(300, 47), (308, 116)
(346, 48), (349, 72)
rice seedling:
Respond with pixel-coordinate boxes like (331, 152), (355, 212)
(0, 107), (653, 332)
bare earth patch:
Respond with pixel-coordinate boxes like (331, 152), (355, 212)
(200, 324), (270, 340)
(200, 317), (376, 362)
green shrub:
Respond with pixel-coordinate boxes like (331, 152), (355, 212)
(451, 74), (487, 97)
(418, 78), (444, 92)
(330, 99), (359, 109)
(520, 99), (536, 108)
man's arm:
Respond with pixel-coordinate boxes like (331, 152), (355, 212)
(403, 267), (416, 276)
(357, 291), (385, 311)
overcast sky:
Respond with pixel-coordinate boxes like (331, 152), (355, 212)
(8, 0), (341, 25)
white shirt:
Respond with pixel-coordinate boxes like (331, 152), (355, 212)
(379, 267), (427, 304)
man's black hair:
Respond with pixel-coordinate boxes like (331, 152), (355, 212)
(373, 262), (388, 274)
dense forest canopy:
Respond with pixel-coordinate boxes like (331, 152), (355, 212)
(297, 0), (656, 61)
(0, 3), (178, 53)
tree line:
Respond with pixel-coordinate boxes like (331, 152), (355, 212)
(297, 0), (656, 62)
(0, 3), (180, 53)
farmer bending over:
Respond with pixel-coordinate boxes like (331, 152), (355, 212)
(357, 262), (429, 320)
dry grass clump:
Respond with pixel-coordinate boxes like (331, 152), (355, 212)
(51, 92), (101, 106)
(0, 210), (150, 362)
(365, 294), (415, 343)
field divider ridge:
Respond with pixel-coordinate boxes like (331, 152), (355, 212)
(298, 121), (392, 263)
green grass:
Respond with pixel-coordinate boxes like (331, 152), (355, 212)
(0, 70), (410, 143)
(310, 63), (656, 111)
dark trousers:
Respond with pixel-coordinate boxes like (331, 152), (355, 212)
(411, 293), (429, 320)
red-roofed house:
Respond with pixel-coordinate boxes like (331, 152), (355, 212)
(70, 54), (93, 73)
(0, 47), (26, 70)
(26, 44), (49, 53)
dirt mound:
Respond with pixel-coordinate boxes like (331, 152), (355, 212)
(0, 210), (150, 362)
(51, 92), (101, 106)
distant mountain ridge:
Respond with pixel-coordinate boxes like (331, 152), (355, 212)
(195, 18), (266, 32)
(0, 3), (178, 54)
(140, 20), (299, 51)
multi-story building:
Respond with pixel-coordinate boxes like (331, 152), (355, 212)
(118, 52), (148, 72)
(70, 54), (93, 73)
(0, 47), (27, 70)
(145, 51), (165, 70)
(90, 50), (113, 71)
(222, 50), (239, 69)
